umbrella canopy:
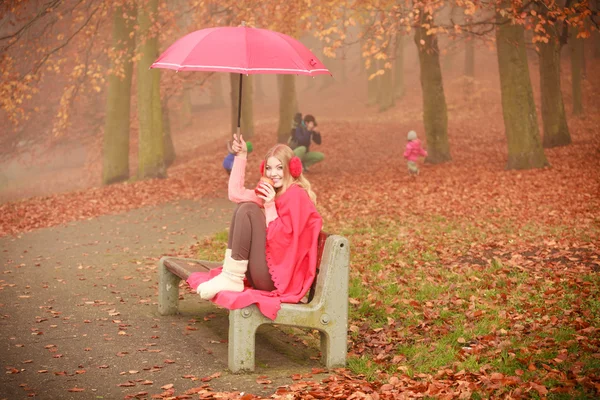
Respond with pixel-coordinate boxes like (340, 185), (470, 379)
(151, 26), (331, 137)
(151, 26), (331, 76)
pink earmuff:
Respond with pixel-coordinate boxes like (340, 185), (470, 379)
(260, 157), (302, 178)
(289, 156), (302, 178)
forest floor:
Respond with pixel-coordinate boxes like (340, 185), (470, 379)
(1, 56), (599, 398)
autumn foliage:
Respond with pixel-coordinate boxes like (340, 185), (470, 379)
(1, 1), (600, 398)
(4, 57), (599, 398)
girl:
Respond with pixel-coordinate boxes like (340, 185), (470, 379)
(189, 136), (323, 319)
(403, 130), (428, 175)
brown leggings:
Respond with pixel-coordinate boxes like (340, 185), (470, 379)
(227, 202), (276, 291)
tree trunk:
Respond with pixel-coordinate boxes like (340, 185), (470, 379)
(338, 50), (347, 83)
(254, 74), (266, 100)
(137, 0), (166, 179)
(300, 35), (318, 92)
(319, 47), (335, 91)
(463, 36), (475, 97)
(366, 57), (379, 106)
(377, 52), (395, 112)
(594, 0), (600, 58)
(209, 74), (225, 107)
(179, 84), (193, 126)
(102, 4), (135, 185)
(539, 24), (571, 148)
(465, 37), (475, 77)
(277, 74), (298, 114)
(414, 14), (451, 164)
(570, 28), (584, 115)
(230, 74), (254, 138)
(393, 33), (405, 99)
(495, 5), (548, 170)
(277, 74), (297, 143)
(162, 97), (176, 167)
(362, 20), (379, 106)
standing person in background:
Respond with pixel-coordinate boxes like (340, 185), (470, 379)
(403, 130), (428, 176)
(292, 114), (324, 172)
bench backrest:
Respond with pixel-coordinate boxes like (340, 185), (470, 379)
(307, 231), (330, 303)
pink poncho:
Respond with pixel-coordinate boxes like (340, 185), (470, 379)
(187, 184), (323, 320)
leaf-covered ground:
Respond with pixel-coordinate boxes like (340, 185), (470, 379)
(1, 59), (599, 398)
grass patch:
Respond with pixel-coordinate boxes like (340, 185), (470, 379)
(195, 230), (228, 260)
(343, 214), (600, 397)
(491, 349), (528, 376)
(346, 356), (382, 381)
(413, 282), (447, 302)
(191, 214), (599, 397)
(395, 343), (457, 375)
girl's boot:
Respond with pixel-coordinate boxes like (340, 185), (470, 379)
(197, 253), (247, 300)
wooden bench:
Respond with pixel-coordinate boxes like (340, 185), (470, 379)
(157, 232), (350, 372)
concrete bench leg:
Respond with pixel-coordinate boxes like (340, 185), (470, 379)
(320, 324), (348, 369)
(228, 306), (263, 372)
(158, 257), (181, 315)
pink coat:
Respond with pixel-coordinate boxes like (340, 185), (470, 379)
(187, 157), (323, 320)
(403, 139), (427, 162)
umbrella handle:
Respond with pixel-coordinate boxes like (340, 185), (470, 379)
(236, 73), (243, 141)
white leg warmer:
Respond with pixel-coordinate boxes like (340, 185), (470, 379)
(197, 253), (247, 300)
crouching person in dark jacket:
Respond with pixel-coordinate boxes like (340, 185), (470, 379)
(293, 114), (324, 172)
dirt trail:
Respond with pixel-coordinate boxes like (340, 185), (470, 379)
(0, 198), (327, 399)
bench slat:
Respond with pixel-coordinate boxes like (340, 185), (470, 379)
(163, 231), (330, 289)
(163, 259), (219, 280)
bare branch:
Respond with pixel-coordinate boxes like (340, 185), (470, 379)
(0, 0), (62, 51)
(31, 4), (101, 76)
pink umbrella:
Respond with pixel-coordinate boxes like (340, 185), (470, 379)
(151, 25), (331, 137)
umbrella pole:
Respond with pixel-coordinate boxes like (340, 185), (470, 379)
(236, 73), (243, 141)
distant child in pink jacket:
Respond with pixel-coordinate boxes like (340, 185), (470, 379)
(403, 130), (428, 175)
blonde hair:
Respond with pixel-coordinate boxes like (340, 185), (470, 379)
(263, 144), (317, 204)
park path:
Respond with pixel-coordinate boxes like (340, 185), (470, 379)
(0, 198), (325, 400)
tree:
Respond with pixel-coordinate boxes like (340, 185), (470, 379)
(393, 33), (405, 99)
(278, 74), (299, 116)
(377, 67), (395, 112)
(464, 37), (475, 77)
(300, 34), (318, 92)
(463, 36), (475, 96)
(169, 0), (195, 126)
(276, 74), (296, 143)
(210, 74), (226, 107)
(254, 74), (266, 100)
(414, 10), (451, 164)
(137, 0), (166, 179)
(102, 3), (136, 185)
(495, 2), (548, 170)
(594, 0), (600, 58)
(538, 20), (571, 148)
(162, 97), (176, 167)
(366, 57), (380, 106)
(319, 47), (337, 91)
(569, 26), (584, 115)
(362, 20), (380, 107)
(377, 43), (395, 112)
